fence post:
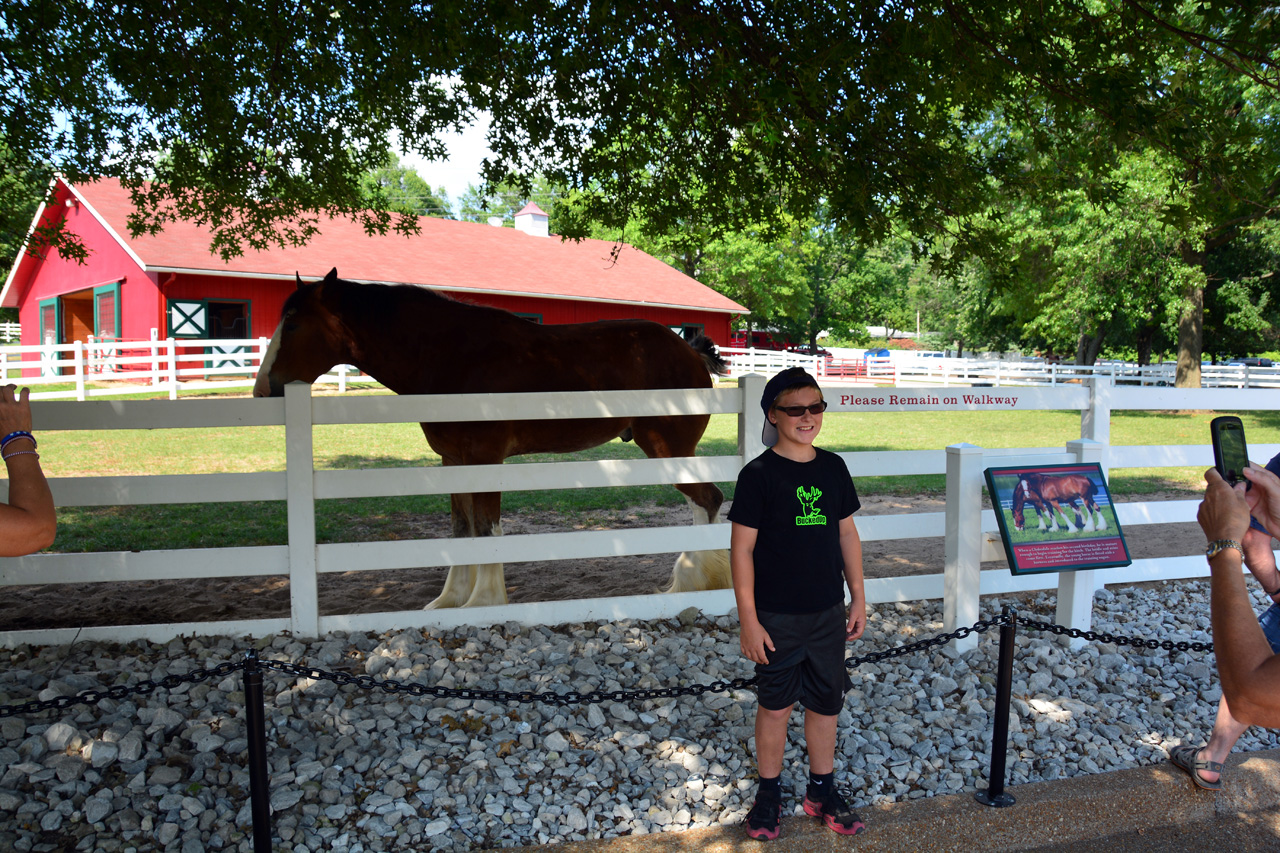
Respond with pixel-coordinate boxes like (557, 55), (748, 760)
(944, 442), (984, 652)
(149, 330), (160, 387)
(1055, 438), (1106, 648)
(72, 340), (87, 401)
(242, 650), (274, 852)
(738, 373), (767, 466)
(975, 605), (1017, 807)
(166, 338), (178, 400)
(285, 381), (320, 638)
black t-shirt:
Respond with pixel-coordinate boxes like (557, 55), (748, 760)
(727, 447), (860, 614)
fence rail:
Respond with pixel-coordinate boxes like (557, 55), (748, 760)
(0, 336), (364, 400)
(0, 378), (1276, 648)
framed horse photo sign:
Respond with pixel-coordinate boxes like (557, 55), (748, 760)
(984, 462), (1131, 576)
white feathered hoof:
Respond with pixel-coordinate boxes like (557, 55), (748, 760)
(663, 549), (732, 593)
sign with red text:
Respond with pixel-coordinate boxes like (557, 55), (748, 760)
(828, 386), (1089, 413)
(984, 463), (1131, 575)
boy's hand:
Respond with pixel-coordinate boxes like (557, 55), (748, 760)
(740, 620), (775, 665)
(846, 601), (866, 640)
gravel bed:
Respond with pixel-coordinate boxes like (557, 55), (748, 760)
(2, 580), (1277, 852)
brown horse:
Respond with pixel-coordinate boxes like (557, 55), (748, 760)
(253, 268), (731, 608)
(1011, 473), (1107, 533)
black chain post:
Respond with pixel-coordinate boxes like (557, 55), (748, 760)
(242, 650), (273, 853)
(975, 605), (1017, 808)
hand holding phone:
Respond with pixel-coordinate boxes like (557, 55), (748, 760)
(1211, 415), (1250, 486)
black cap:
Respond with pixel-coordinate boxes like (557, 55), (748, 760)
(760, 367), (820, 447)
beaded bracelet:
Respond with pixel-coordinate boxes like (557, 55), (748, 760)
(1, 449), (39, 462)
(0, 430), (36, 451)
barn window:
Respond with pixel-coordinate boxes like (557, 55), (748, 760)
(669, 323), (704, 342)
(38, 298), (60, 345)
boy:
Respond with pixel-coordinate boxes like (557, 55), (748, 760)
(728, 366), (867, 840)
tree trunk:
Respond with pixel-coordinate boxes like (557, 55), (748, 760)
(1075, 328), (1105, 366)
(1135, 324), (1155, 367)
(1176, 241), (1206, 388)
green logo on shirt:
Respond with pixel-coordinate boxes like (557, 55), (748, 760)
(795, 486), (827, 526)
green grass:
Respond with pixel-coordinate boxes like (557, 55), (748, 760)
(27, 398), (1280, 553)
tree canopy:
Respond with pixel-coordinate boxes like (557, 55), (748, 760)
(4, 1), (1276, 258)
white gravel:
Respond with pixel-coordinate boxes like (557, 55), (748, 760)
(2, 579), (1277, 852)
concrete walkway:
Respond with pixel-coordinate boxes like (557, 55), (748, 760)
(494, 747), (1280, 852)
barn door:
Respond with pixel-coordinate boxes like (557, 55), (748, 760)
(38, 298), (61, 377)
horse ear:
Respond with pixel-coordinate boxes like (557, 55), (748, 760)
(324, 268), (339, 284)
(295, 272), (305, 291)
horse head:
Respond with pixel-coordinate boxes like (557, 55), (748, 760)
(1011, 479), (1027, 530)
(253, 268), (354, 397)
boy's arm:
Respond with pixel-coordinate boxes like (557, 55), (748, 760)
(839, 514), (866, 640)
(731, 521), (773, 664)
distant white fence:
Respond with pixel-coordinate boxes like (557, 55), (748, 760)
(893, 356), (1280, 389)
(721, 347), (893, 383)
(0, 378), (1273, 649)
(0, 336), (364, 400)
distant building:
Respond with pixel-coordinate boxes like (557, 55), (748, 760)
(2, 178), (746, 363)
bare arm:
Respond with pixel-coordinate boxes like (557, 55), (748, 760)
(839, 514), (866, 640)
(730, 521), (773, 664)
(1200, 467), (1280, 726)
(0, 386), (54, 557)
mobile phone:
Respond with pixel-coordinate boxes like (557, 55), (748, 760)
(1211, 415), (1250, 486)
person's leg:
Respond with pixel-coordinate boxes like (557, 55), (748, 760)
(804, 709), (838, 776)
(756, 704), (793, 777)
(1196, 693), (1249, 783)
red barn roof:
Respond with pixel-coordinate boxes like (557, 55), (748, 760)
(3, 177), (746, 315)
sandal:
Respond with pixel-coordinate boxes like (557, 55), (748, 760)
(1169, 744), (1224, 791)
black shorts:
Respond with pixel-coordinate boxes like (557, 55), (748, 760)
(755, 603), (853, 716)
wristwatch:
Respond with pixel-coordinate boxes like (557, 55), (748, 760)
(1205, 539), (1243, 561)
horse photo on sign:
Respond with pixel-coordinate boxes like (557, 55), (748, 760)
(253, 269), (732, 608)
(985, 463), (1131, 575)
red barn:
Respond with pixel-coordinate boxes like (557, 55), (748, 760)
(1, 177), (746, 362)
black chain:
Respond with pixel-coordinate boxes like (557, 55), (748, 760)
(1019, 616), (1213, 654)
(0, 613), (1212, 719)
(844, 616), (1010, 670)
(0, 660), (244, 719)
(258, 659), (760, 706)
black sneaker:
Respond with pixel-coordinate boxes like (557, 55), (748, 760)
(803, 786), (865, 835)
(745, 785), (782, 841)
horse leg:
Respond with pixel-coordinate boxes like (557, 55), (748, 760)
(424, 493), (480, 609)
(1088, 498), (1107, 531)
(461, 491), (507, 607)
(1046, 501), (1062, 532)
(1070, 499), (1086, 531)
(424, 492), (508, 609)
(664, 482), (731, 593)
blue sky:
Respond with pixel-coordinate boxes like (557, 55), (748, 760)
(397, 118), (492, 206)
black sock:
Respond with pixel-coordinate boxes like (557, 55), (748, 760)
(758, 774), (782, 796)
(808, 771), (834, 796)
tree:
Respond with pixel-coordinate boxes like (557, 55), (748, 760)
(361, 153), (451, 218)
(5, 1), (1278, 270)
(455, 177), (561, 226)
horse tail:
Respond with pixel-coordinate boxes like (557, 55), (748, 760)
(689, 334), (729, 376)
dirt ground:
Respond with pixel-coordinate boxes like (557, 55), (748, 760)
(0, 493), (1210, 632)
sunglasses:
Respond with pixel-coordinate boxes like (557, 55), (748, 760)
(774, 401), (828, 417)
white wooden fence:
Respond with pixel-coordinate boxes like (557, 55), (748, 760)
(0, 336), (362, 400)
(0, 378), (1274, 649)
(893, 356), (1280, 389)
